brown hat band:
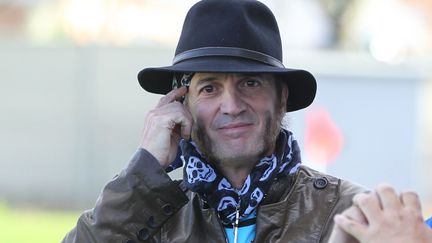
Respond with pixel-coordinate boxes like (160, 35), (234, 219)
(173, 47), (285, 68)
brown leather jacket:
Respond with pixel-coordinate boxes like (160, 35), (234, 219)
(63, 149), (366, 243)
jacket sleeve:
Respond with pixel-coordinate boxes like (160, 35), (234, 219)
(62, 149), (189, 243)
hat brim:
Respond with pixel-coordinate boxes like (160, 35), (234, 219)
(137, 56), (316, 112)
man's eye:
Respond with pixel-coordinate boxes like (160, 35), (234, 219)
(201, 85), (214, 93)
(244, 79), (260, 87)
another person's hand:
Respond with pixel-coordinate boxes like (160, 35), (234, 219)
(333, 184), (432, 243)
(328, 205), (366, 243)
(139, 86), (193, 168)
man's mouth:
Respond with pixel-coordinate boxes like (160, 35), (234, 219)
(216, 122), (255, 137)
(219, 122), (252, 130)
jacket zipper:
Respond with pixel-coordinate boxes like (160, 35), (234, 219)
(214, 191), (243, 243)
(232, 192), (241, 243)
(233, 206), (240, 243)
(215, 209), (229, 243)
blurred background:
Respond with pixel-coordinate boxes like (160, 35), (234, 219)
(1, 0), (431, 242)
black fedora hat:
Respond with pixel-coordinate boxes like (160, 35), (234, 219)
(138, 0), (317, 112)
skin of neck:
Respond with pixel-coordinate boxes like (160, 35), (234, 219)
(214, 142), (276, 190)
(218, 162), (256, 190)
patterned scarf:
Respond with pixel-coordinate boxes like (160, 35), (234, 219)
(167, 129), (301, 224)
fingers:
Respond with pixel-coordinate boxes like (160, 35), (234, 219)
(331, 205), (367, 243)
(353, 185), (425, 226)
(157, 86), (188, 107)
(153, 86), (192, 139)
(344, 205), (368, 225)
(328, 219), (359, 243)
(400, 191), (424, 224)
(140, 95), (193, 167)
(375, 184), (401, 211)
(153, 101), (193, 139)
(400, 191), (422, 212)
(337, 185), (431, 243)
(352, 192), (382, 222)
(334, 214), (367, 241)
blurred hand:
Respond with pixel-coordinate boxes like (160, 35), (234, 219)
(328, 205), (366, 243)
(139, 86), (192, 168)
(333, 184), (432, 243)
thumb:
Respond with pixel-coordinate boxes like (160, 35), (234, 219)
(334, 214), (367, 241)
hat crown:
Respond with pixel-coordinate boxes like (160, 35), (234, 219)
(138, 0), (317, 112)
(175, 0), (282, 62)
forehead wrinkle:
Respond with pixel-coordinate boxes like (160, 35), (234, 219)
(191, 73), (276, 91)
(193, 73), (265, 84)
(191, 73), (224, 87)
(235, 73), (264, 78)
(194, 76), (218, 86)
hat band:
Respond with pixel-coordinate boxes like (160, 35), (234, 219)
(173, 47), (285, 68)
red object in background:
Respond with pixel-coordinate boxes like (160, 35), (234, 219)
(304, 106), (344, 165)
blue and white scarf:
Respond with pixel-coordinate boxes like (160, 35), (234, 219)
(167, 129), (301, 224)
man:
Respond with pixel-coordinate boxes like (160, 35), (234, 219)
(63, 1), (365, 242)
(328, 184), (432, 243)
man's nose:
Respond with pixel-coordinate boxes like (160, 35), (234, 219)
(219, 88), (246, 115)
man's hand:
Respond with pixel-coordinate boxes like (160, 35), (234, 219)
(332, 184), (432, 243)
(139, 86), (193, 168)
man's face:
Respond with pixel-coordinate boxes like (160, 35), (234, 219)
(186, 73), (287, 168)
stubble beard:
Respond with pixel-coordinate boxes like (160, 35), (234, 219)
(192, 110), (284, 170)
